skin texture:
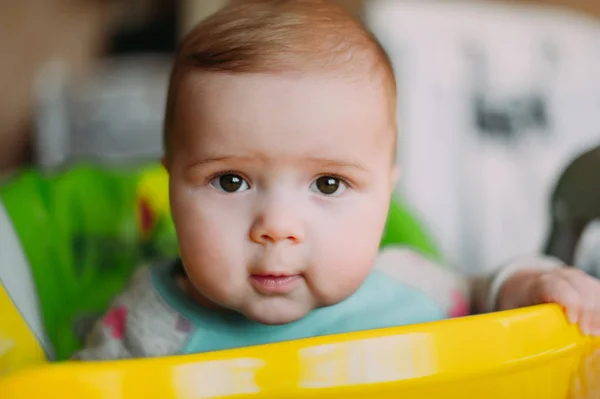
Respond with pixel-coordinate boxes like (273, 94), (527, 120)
(165, 72), (396, 324)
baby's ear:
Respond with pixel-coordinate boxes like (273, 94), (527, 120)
(161, 156), (170, 174)
(390, 165), (400, 189)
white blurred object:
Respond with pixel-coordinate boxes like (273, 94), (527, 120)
(574, 220), (600, 277)
(33, 55), (171, 169)
(366, 0), (600, 273)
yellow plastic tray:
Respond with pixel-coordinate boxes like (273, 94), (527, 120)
(1, 304), (598, 398)
(0, 281), (47, 374)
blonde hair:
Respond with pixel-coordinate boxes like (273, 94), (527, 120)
(163, 0), (396, 157)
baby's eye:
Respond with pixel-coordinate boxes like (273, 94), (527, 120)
(310, 176), (348, 196)
(211, 174), (250, 193)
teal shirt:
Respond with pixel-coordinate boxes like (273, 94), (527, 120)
(152, 262), (445, 354)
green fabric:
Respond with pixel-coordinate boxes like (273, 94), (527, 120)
(381, 198), (442, 261)
(0, 163), (439, 360)
(0, 164), (177, 360)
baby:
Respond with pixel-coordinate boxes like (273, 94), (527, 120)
(75, 0), (600, 360)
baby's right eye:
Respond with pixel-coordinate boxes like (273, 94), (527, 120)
(210, 174), (250, 193)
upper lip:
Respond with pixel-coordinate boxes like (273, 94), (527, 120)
(250, 272), (299, 277)
(250, 260), (302, 276)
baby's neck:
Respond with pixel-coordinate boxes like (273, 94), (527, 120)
(175, 274), (224, 312)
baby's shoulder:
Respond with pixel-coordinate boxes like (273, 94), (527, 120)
(374, 246), (471, 317)
(75, 263), (193, 360)
(122, 264), (194, 352)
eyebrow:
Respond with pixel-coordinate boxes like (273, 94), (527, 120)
(186, 155), (368, 172)
(186, 156), (251, 169)
(305, 157), (368, 172)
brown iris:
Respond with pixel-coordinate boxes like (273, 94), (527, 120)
(315, 176), (340, 195)
(219, 174), (244, 192)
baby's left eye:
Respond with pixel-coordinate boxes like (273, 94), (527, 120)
(210, 173), (250, 193)
(310, 176), (348, 197)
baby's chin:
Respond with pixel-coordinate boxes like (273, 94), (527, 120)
(238, 297), (318, 325)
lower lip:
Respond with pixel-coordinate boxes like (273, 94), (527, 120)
(249, 275), (302, 295)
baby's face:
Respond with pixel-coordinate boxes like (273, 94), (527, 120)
(166, 72), (397, 324)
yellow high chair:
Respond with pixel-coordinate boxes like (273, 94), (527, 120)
(1, 304), (599, 398)
(0, 282), (46, 374)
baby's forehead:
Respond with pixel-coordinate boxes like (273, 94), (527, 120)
(173, 71), (396, 165)
(176, 70), (393, 126)
(180, 67), (389, 99)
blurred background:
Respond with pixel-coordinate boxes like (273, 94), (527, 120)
(2, 0), (600, 274)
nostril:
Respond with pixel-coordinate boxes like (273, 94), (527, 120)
(261, 234), (272, 242)
(259, 234), (298, 243)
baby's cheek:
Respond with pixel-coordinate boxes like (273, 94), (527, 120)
(312, 247), (376, 306)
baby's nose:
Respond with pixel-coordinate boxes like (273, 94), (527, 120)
(250, 205), (305, 245)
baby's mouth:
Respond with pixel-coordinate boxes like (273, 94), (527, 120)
(249, 274), (302, 295)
